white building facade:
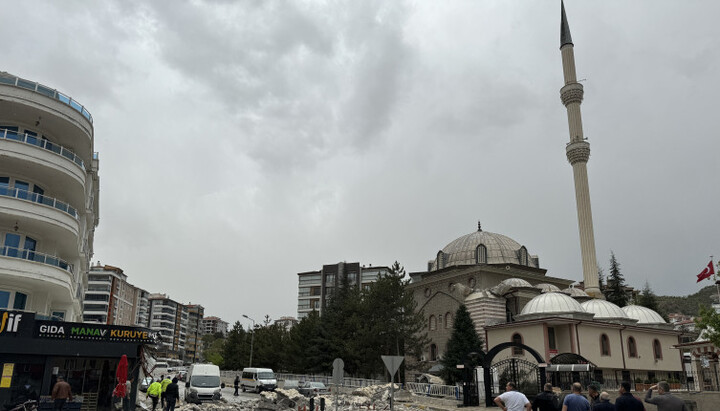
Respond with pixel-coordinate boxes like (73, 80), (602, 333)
(0, 71), (99, 322)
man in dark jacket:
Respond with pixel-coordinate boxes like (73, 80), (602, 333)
(644, 382), (687, 411)
(163, 378), (180, 411)
(615, 382), (644, 411)
(592, 392), (613, 411)
(234, 375), (240, 396)
(533, 383), (560, 411)
(587, 385), (600, 410)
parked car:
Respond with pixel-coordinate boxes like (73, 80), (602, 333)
(139, 377), (154, 392)
(298, 382), (328, 397)
(281, 380), (299, 390)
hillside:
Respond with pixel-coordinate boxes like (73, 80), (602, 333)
(657, 285), (719, 316)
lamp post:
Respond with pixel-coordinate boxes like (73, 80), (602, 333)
(242, 315), (256, 368)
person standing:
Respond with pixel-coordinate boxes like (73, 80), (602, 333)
(147, 379), (162, 411)
(160, 375), (172, 409)
(163, 377), (180, 411)
(615, 382), (644, 411)
(644, 381), (687, 411)
(561, 383), (590, 411)
(123, 378), (133, 411)
(593, 392), (613, 411)
(587, 385), (600, 410)
(234, 375), (240, 396)
(532, 383), (560, 411)
(494, 382), (532, 411)
(51, 376), (73, 411)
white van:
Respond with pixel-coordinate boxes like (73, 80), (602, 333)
(241, 367), (277, 392)
(185, 364), (224, 403)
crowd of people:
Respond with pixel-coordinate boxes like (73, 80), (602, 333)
(146, 375), (181, 411)
(493, 380), (689, 411)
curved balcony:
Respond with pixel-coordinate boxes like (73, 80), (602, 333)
(0, 245), (73, 274)
(0, 186), (78, 219)
(1, 128), (85, 169)
(0, 72), (93, 124)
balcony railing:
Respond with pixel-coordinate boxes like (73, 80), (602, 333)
(0, 71), (93, 124)
(0, 245), (73, 273)
(1, 128), (85, 169)
(0, 186), (78, 219)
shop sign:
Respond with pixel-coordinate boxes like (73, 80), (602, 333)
(36, 321), (157, 344)
(1, 364), (13, 388)
(0, 310), (34, 338)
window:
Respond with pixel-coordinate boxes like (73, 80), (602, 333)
(0, 291), (9, 308)
(51, 311), (65, 320)
(445, 312), (453, 329)
(519, 246), (528, 266)
(430, 344), (438, 361)
(429, 315), (437, 331)
(600, 334), (611, 356)
(653, 339), (662, 360)
(13, 292), (27, 310)
(548, 327), (557, 350)
(512, 333), (524, 355)
(476, 244), (487, 264)
(627, 337), (638, 358)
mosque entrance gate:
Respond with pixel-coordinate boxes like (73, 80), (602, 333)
(482, 341), (546, 407)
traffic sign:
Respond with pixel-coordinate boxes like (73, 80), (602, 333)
(332, 358), (344, 385)
(381, 355), (404, 377)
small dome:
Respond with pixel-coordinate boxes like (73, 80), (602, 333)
(562, 287), (590, 297)
(535, 283), (561, 293)
(622, 305), (666, 324)
(581, 299), (628, 320)
(492, 278), (533, 295)
(520, 292), (585, 316)
(431, 226), (539, 270)
(466, 289), (502, 301)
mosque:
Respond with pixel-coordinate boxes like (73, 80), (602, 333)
(406, 2), (683, 388)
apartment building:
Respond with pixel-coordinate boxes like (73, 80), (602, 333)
(185, 304), (205, 363)
(148, 293), (188, 361)
(201, 316), (228, 336)
(0, 71), (99, 321)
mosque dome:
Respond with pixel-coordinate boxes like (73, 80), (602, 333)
(535, 283), (561, 293)
(581, 299), (628, 320)
(431, 223), (539, 271)
(562, 287), (589, 297)
(492, 278), (533, 295)
(519, 292), (586, 316)
(622, 305), (666, 324)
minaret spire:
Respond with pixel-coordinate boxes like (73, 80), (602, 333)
(559, 2), (602, 299)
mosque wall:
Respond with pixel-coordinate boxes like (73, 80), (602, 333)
(486, 323), (545, 364)
(621, 328), (683, 371)
(576, 323), (625, 369)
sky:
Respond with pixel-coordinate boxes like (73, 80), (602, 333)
(3, 1), (719, 328)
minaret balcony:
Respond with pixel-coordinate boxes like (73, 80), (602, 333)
(566, 140), (591, 165)
(560, 82), (584, 106)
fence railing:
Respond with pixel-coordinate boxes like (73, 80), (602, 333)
(548, 369), (720, 393)
(0, 186), (78, 219)
(405, 382), (461, 399)
(1, 128), (85, 168)
(0, 245), (73, 273)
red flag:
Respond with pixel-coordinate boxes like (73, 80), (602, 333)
(696, 260), (715, 283)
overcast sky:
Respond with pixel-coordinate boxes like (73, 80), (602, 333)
(4, 1), (719, 327)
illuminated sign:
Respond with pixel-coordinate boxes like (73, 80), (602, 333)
(0, 311), (22, 334)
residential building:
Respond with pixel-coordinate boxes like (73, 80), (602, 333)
(274, 316), (298, 331)
(148, 293), (188, 361)
(0, 71), (99, 321)
(185, 304), (205, 363)
(82, 263), (150, 326)
(201, 316), (228, 336)
(297, 262), (390, 319)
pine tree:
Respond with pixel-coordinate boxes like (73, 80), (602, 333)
(597, 266), (605, 290)
(604, 252), (628, 307)
(637, 281), (659, 312)
(440, 305), (483, 385)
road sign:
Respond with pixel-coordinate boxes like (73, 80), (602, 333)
(381, 355), (404, 377)
(332, 358), (344, 385)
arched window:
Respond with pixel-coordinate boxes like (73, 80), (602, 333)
(430, 344), (438, 361)
(445, 312), (453, 329)
(600, 334), (611, 356)
(653, 339), (662, 360)
(627, 337), (638, 358)
(512, 333), (524, 355)
(518, 246), (528, 266)
(476, 244), (487, 264)
(429, 315), (437, 331)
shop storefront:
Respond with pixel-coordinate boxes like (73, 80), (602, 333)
(1, 310), (156, 410)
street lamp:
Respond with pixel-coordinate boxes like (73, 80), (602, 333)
(242, 314), (256, 368)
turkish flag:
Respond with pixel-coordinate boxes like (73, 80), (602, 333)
(697, 261), (715, 283)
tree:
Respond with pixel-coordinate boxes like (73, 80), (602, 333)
(637, 281), (659, 312)
(604, 252), (628, 307)
(440, 305), (483, 385)
(201, 332), (226, 366)
(695, 305), (720, 348)
(597, 266), (605, 290)
(222, 321), (249, 370)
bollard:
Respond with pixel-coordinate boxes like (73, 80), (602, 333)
(310, 397), (315, 411)
(320, 397), (325, 411)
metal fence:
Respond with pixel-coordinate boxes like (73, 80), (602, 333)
(219, 371), (383, 388)
(405, 382), (461, 399)
(548, 369), (720, 393)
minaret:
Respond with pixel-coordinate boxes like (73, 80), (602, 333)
(559, 1), (602, 298)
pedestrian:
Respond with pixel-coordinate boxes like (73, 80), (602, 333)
(163, 377), (180, 411)
(51, 376), (73, 411)
(614, 381), (644, 411)
(592, 392), (613, 411)
(644, 381), (687, 411)
(587, 384), (600, 410)
(160, 375), (172, 409)
(561, 382), (590, 411)
(234, 375), (240, 396)
(494, 381), (532, 411)
(147, 379), (162, 411)
(123, 378), (133, 411)
(532, 383), (560, 411)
